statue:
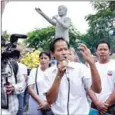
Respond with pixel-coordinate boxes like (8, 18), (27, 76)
(35, 5), (71, 43)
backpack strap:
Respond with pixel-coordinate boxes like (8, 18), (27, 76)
(10, 60), (18, 83)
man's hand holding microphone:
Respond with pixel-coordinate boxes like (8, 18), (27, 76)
(57, 56), (68, 79)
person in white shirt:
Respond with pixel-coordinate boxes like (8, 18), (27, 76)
(42, 37), (101, 115)
(28, 51), (53, 115)
(90, 40), (115, 115)
(9, 50), (27, 115)
(1, 51), (25, 115)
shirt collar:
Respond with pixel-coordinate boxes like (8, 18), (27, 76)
(52, 61), (76, 73)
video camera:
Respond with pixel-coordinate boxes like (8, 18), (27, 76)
(1, 33), (27, 71)
(1, 34), (27, 59)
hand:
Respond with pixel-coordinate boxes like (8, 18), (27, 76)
(100, 103), (109, 115)
(35, 8), (42, 14)
(6, 84), (15, 95)
(39, 101), (50, 110)
(95, 101), (109, 111)
(79, 44), (94, 64)
(57, 57), (68, 78)
(52, 15), (58, 20)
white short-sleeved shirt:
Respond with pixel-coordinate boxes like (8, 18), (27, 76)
(95, 59), (115, 102)
(28, 67), (47, 115)
(28, 66), (46, 100)
(18, 63), (27, 76)
(18, 63), (27, 87)
(43, 62), (92, 114)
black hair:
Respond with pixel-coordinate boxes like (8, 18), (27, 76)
(10, 50), (20, 59)
(39, 51), (51, 59)
(50, 37), (70, 53)
(96, 40), (110, 50)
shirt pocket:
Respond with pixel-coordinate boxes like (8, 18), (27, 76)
(70, 75), (84, 98)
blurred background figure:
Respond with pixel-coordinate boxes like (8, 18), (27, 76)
(69, 47), (80, 62)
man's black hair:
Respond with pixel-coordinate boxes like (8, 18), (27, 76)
(96, 40), (110, 50)
(50, 37), (70, 53)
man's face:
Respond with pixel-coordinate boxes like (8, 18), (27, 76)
(58, 6), (66, 17)
(96, 43), (110, 62)
(52, 40), (69, 62)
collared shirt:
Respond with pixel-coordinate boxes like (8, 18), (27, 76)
(1, 61), (25, 115)
(43, 61), (91, 115)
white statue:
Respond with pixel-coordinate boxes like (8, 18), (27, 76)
(35, 5), (71, 43)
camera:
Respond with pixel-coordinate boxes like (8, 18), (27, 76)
(2, 34), (27, 60)
(1, 33), (27, 79)
(1, 34), (27, 109)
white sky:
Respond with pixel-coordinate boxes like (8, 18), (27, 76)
(2, 1), (96, 35)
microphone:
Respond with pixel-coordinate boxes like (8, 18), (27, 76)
(10, 34), (27, 43)
(60, 56), (68, 70)
(60, 56), (70, 115)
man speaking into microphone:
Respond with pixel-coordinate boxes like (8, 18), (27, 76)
(42, 37), (101, 115)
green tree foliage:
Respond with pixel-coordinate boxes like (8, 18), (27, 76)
(25, 25), (81, 51)
(82, 1), (115, 53)
(25, 26), (55, 50)
(2, 31), (10, 42)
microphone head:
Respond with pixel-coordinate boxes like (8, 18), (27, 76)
(60, 56), (66, 61)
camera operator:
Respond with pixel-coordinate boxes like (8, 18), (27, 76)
(1, 52), (26, 115)
(10, 50), (28, 115)
(1, 34), (27, 115)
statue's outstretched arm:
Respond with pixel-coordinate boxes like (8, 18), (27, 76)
(53, 16), (71, 29)
(35, 8), (56, 26)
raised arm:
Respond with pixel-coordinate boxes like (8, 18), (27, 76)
(35, 8), (56, 26)
(46, 60), (67, 104)
(79, 44), (102, 93)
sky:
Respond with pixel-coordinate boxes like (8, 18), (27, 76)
(2, 1), (96, 35)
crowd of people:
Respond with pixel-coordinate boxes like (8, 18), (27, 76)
(1, 2), (115, 115)
(1, 37), (115, 115)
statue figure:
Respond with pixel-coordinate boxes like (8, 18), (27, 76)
(35, 5), (71, 43)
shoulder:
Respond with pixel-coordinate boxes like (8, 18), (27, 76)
(68, 61), (88, 70)
(18, 62), (27, 68)
(109, 59), (115, 69)
(45, 65), (56, 74)
(110, 59), (115, 64)
(30, 68), (37, 74)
